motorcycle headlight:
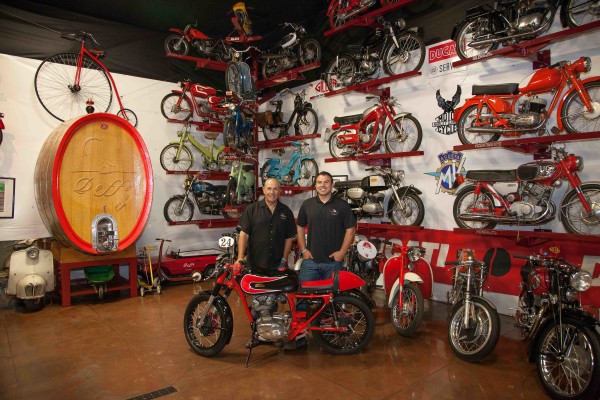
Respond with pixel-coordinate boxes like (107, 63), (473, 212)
(583, 57), (591, 72)
(392, 170), (405, 181)
(26, 246), (40, 260)
(570, 270), (592, 292)
(575, 156), (584, 172)
(407, 246), (424, 262)
(228, 103), (236, 111)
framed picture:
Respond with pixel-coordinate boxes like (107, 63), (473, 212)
(0, 177), (16, 219)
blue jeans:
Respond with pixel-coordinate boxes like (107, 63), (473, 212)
(298, 259), (344, 283)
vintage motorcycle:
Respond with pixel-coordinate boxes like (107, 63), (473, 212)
(223, 160), (255, 219)
(326, 95), (423, 157)
(164, 22), (236, 61)
(453, 57), (600, 145)
(514, 247), (600, 400)
(324, 17), (425, 92)
(223, 92), (256, 153)
(258, 88), (318, 141)
(453, 146), (600, 235)
(183, 232), (375, 366)
(445, 248), (501, 362)
(452, 0), (600, 60)
(163, 174), (228, 222)
(160, 79), (229, 122)
(260, 141), (318, 187)
(327, 0), (397, 28)
(334, 166), (425, 226)
(260, 22), (321, 79)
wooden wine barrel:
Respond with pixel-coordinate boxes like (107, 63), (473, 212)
(35, 113), (153, 254)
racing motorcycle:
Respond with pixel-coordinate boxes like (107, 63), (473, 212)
(165, 22), (236, 61)
(325, 17), (425, 92)
(163, 174), (228, 222)
(452, 146), (600, 235)
(183, 232), (375, 366)
(451, 0), (600, 60)
(514, 247), (600, 400)
(453, 56), (600, 145)
(259, 22), (321, 79)
(334, 166), (425, 226)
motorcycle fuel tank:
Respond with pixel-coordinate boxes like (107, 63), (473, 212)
(519, 68), (561, 94)
(360, 175), (387, 191)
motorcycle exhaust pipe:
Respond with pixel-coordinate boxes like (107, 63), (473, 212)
(458, 211), (554, 225)
(339, 2), (376, 23)
(468, 19), (552, 48)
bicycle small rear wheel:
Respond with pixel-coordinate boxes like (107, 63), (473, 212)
(34, 52), (113, 122)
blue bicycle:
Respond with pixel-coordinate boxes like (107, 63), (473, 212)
(260, 141), (318, 187)
(222, 94), (255, 154)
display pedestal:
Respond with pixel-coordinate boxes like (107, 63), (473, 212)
(51, 243), (138, 306)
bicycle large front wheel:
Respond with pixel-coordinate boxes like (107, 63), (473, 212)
(34, 52), (112, 122)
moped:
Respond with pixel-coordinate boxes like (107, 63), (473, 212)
(223, 160), (255, 219)
(223, 93), (256, 153)
(260, 141), (318, 187)
(160, 79), (229, 122)
(159, 122), (231, 172)
(326, 95), (422, 157)
(453, 56), (600, 145)
(163, 174), (228, 222)
(258, 88), (319, 141)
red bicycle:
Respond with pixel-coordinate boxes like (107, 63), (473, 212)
(34, 31), (138, 127)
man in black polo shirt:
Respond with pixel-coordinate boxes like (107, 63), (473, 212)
(296, 171), (356, 282)
(236, 178), (296, 273)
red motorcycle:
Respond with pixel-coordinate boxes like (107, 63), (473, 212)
(164, 22), (236, 61)
(326, 95), (423, 158)
(453, 146), (600, 235)
(453, 56), (600, 145)
(184, 232), (375, 366)
(327, 0), (396, 28)
(160, 79), (229, 122)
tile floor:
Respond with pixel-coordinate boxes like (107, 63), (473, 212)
(0, 281), (553, 400)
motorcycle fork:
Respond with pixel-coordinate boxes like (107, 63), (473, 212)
(561, 164), (593, 213)
(567, 71), (595, 113)
(463, 266), (473, 328)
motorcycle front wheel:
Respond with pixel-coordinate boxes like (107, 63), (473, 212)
(561, 81), (600, 134)
(536, 316), (600, 400)
(561, 183), (600, 235)
(328, 130), (353, 158)
(448, 297), (500, 362)
(325, 55), (357, 92)
(160, 144), (193, 172)
(561, 0), (600, 27)
(164, 34), (189, 56)
(328, 0), (345, 28)
(164, 196), (194, 222)
(298, 38), (321, 66)
(453, 186), (497, 229)
(296, 159), (319, 187)
(391, 283), (424, 337)
(160, 93), (193, 121)
(388, 193), (425, 226)
(183, 293), (232, 357)
(382, 33), (426, 76)
(457, 104), (502, 144)
(455, 18), (499, 60)
(311, 294), (375, 355)
(383, 114), (423, 153)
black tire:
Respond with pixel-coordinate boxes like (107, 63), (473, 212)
(116, 108), (137, 127)
(561, 81), (600, 134)
(225, 178), (237, 206)
(298, 38), (321, 66)
(262, 125), (285, 141)
(164, 196), (194, 222)
(160, 93), (193, 121)
(561, 0), (599, 27)
(183, 294), (232, 357)
(455, 18), (499, 60)
(536, 316), (600, 400)
(98, 285), (105, 300)
(328, 130), (352, 158)
(23, 298), (44, 312)
(382, 33), (425, 76)
(160, 144), (193, 172)
(388, 192), (425, 226)
(261, 58), (280, 80)
(223, 118), (237, 150)
(390, 283), (424, 337)
(560, 183), (600, 235)
(260, 163), (273, 186)
(457, 104), (501, 145)
(383, 114), (423, 153)
(311, 294), (375, 355)
(328, 0), (344, 28)
(448, 297), (500, 362)
(203, 265), (215, 279)
(164, 34), (189, 55)
(293, 108), (319, 136)
(453, 185), (497, 230)
(325, 55), (356, 92)
(34, 52), (112, 122)
(296, 159), (318, 187)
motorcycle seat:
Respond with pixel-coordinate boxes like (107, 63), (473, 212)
(334, 180), (362, 189)
(465, 169), (517, 182)
(242, 164), (254, 172)
(334, 114), (362, 125)
(298, 270), (339, 294)
(472, 84), (519, 95)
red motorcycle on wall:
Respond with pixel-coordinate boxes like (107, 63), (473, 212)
(327, 0), (396, 28)
(164, 22), (236, 61)
(453, 146), (600, 235)
(160, 79), (229, 122)
(453, 57), (600, 145)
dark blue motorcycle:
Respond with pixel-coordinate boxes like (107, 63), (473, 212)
(164, 174), (228, 222)
(223, 93), (255, 154)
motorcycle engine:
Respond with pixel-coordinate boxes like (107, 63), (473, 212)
(360, 122), (375, 143)
(515, 12), (544, 33)
(509, 97), (547, 127)
(196, 98), (213, 114)
(509, 182), (551, 216)
(251, 294), (291, 341)
(363, 194), (384, 214)
(195, 39), (217, 55)
(358, 50), (379, 76)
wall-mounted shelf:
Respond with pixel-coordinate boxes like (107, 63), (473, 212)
(168, 218), (239, 229)
(453, 131), (600, 154)
(257, 186), (313, 197)
(256, 133), (322, 150)
(255, 62), (321, 90)
(453, 227), (600, 247)
(356, 222), (424, 236)
(312, 70), (421, 100)
(325, 150), (424, 165)
(165, 53), (227, 71)
(323, 0), (414, 37)
(452, 19), (600, 68)
(166, 118), (223, 132)
(166, 170), (230, 180)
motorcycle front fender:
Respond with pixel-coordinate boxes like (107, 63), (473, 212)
(386, 274), (424, 308)
(15, 274), (47, 299)
(347, 288), (376, 310)
(556, 76), (600, 131)
(392, 185), (422, 196)
(558, 181), (600, 223)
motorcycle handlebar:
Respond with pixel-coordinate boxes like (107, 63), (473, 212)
(513, 254), (531, 260)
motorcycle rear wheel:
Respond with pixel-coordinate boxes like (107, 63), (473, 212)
(383, 114), (423, 153)
(293, 108), (319, 136)
(391, 283), (424, 337)
(453, 186), (497, 230)
(160, 144), (193, 172)
(455, 18), (499, 60)
(561, 0), (600, 27)
(561, 183), (600, 235)
(183, 293), (232, 357)
(561, 81), (600, 134)
(164, 196), (194, 222)
(536, 316), (600, 400)
(325, 55), (357, 92)
(382, 33), (425, 76)
(160, 93), (193, 121)
(164, 34), (189, 56)
(457, 104), (501, 145)
(298, 38), (321, 66)
(328, 0), (345, 28)
(388, 193), (424, 226)
(311, 294), (375, 355)
(448, 297), (500, 363)
(328, 130), (353, 158)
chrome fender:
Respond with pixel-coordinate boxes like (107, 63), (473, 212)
(386, 272), (424, 308)
(15, 274), (47, 299)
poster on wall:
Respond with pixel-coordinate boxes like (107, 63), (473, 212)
(0, 177), (15, 218)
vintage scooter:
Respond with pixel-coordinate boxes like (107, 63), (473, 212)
(4, 239), (55, 311)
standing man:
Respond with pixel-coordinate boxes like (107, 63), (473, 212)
(236, 178), (296, 273)
(296, 171), (356, 282)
